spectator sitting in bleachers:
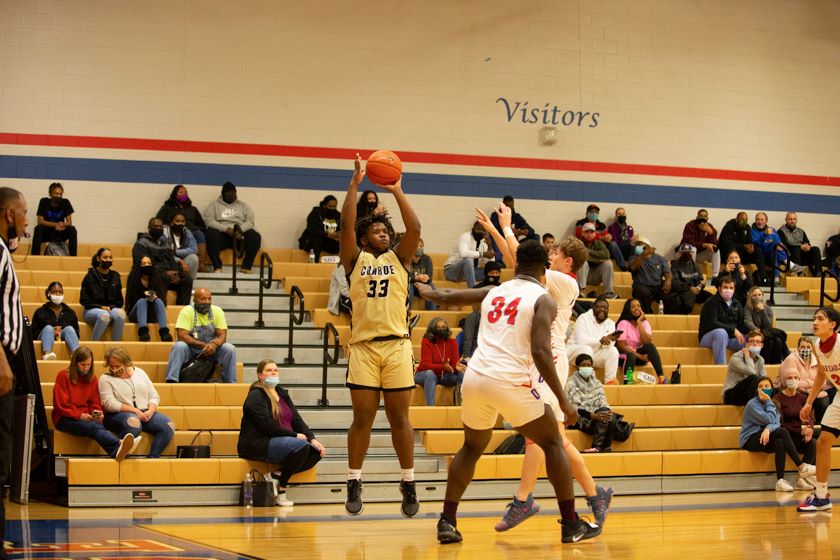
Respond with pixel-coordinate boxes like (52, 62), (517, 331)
(779, 212), (821, 277)
(575, 203), (627, 270)
(204, 181), (262, 274)
(718, 211), (768, 286)
(408, 238), (436, 311)
(356, 190), (386, 220)
(752, 212), (805, 284)
(699, 275), (746, 365)
(775, 369), (819, 490)
(679, 209), (720, 277)
(31, 182), (77, 256)
(628, 236), (671, 314)
(98, 346), (174, 458)
(825, 227), (840, 276)
(80, 248), (126, 342)
(577, 223), (618, 299)
(32, 281), (79, 360)
(715, 250), (753, 306)
(163, 211), (199, 280)
(744, 286), (789, 365)
(490, 195), (539, 249)
(413, 318), (464, 406)
(776, 337), (830, 424)
(541, 232), (555, 253)
(739, 375), (816, 492)
(133, 218), (193, 305)
(125, 256), (173, 343)
(606, 207), (635, 261)
(567, 296), (621, 385)
(298, 195), (341, 262)
(457, 262), (503, 365)
(165, 288), (237, 383)
(52, 346), (138, 461)
(238, 359), (325, 507)
(443, 221), (494, 288)
(327, 263), (351, 317)
(664, 243), (711, 314)
(565, 354), (622, 453)
(155, 184), (211, 272)
(722, 329), (766, 406)
(615, 298), (665, 382)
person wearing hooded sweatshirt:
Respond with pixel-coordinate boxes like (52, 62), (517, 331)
(299, 195), (341, 261)
(203, 181), (262, 273)
(413, 318), (463, 405)
(132, 217), (193, 306)
(443, 221), (495, 288)
(155, 184), (210, 272)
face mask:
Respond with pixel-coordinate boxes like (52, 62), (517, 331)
(616, 215), (626, 224)
(263, 375), (280, 388)
(6, 219), (19, 253)
(761, 388), (773, 398)
(720, 288), (734, 301)
(50, 196), (62, 205)
(140, 265), (154, 276)
(415, 248), (424, 257)
(799, 348), (811, 361)
(748, 346), (761, 356)
(49, 294), (64, 305)
(149, 228), (164, 239)
(472, 231), (484, 242)
(78, 368), (91, 377)
(679, 254), (692, 262)
(98, 260), (112, 269)
(223, 193), (237, 204)
(171, 225), (185, 236)
(587, 212), (598, 222)
(434, 328), (448, 338)
(785, 379), (798, 390)
(176, 193), (189, 204)
(194, 303), (211, 315)
(578, 367), (594, 378)
(634, 245), (644, 255)
(697, 217), (707, 224)
(751, 295), (763, 305)
(487, 275), (500, 285)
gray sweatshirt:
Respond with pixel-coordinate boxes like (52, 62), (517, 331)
(203, 197), (255, 232)
(722, 351), (766, 397)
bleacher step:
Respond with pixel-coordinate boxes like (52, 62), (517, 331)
(294, 408), (392, 430)
(315, 457), (441, 476)
(195, 278), (285, 295)
(266, 366), (347, 385)
(287, 387), (371, 407)
(236, 346), (345, 364)
(226, 328), (323, 346)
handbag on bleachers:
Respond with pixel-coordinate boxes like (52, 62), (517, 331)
(176, 430), (213, 458)
(179, 356), (216, 383)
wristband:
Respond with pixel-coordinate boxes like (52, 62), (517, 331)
(503, 227), (515, 238)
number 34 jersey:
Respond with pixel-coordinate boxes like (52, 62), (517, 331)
(348, 249), (409, 344)
(467, 277), (548, 385)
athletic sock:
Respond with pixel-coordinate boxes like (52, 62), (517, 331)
(400, 468), (415, 482)
(347, 468), (362, 481)
(443, 500), (459, 523)
(815, 481), (829, 499)
(558, 499), (578, 523)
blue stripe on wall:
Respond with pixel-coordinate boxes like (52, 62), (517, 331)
(2, 155), (838, 214)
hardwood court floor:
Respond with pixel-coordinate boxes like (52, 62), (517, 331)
(4, 491), (836, 559)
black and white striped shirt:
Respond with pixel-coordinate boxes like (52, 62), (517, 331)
(0, 237), (23, 355)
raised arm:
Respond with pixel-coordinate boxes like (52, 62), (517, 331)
(415, 282), (492, 306)
(380, 178), (421, 266)
(339, 154), (363, 270)
(476, 205), (516, 268)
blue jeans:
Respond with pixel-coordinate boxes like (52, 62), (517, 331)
(408, 281), (438, 310)
(414, 369), (464, 405)
(56, 416), (121, 457)
(83, 308), (126, 341)
(128, 298), (166, 328)
(104, 411), (174, 458)
(165, 341), (237, 383)
(700, 328), (743, 365)
(39, 325), (79, 354)
(191, 229), (206, 244)
(266, 436), (310, 464)
(444, 259), (484, 288)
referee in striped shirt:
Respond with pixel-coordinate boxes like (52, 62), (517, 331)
(0, 187), (27, 560)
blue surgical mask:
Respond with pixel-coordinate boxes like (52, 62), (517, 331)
(587, 212), (599, 222)
(578, 367), (594, 378)
(634, 245), (644, 255)
(748, 346), (761, 356)
(761, 388), (773, 398)
(263, 376), (280, 388)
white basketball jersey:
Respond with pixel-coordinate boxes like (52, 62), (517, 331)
(814, 336), (840, 390)
(545, 269), (578, 355)
(467, 277), (548, 385)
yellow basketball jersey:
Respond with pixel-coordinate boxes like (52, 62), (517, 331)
(348, 250), (409, 343)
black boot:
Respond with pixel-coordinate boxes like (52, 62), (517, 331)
(138, 326), (150, 342)
(158, 327), (173, 342)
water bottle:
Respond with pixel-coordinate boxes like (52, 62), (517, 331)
(243, 472), (253, 508)
(657, 300), (664, 314)
(308, 249), (316, 264)
(624, 365), (634, 385)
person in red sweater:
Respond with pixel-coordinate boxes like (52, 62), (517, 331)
(52, 346), (136, 461)
(413, 318), (464, 405)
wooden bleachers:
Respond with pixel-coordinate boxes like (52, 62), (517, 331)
(37, 361), (244, 383)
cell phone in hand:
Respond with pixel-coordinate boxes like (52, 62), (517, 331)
(608, 330), (623, 338)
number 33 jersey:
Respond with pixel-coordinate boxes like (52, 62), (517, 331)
(348, 249), (409, 344)
(467, 277), (548, 385)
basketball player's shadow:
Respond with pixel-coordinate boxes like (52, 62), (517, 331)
(495, 538), (611, 559)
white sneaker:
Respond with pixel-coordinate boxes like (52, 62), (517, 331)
(799, 463), (817, 479)
(114, 433), (133, 462)
(789, 263), (806, 274)
(42, 352), (57, 360)
(128, 435), (143, 456)
(275, 492), (294, 507)
(795, 477), (816, 491)
(776, 478), (795, 492)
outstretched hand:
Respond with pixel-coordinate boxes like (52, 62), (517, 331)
(375, 177), (403, 194)
(496, 203), (512, 229)
(475, 207), (494, 232)
(350, 153), (364, 187)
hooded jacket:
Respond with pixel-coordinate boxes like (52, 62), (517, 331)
(203, 197), (255, 232)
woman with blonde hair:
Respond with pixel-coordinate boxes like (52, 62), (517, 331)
(237, 359), (325, 507)
(98, 346), (174, 458)
(52, 346), (136, 461)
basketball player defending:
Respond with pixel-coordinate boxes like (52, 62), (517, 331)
(797, 307), (840, 512)
(478, 205), (613, 529)
(417, 241), (601, 544)
(340, 154), (421, 517)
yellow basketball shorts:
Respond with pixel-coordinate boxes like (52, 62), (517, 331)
(346, 336), (415, 391)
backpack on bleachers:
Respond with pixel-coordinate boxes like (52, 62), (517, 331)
(493, 434), (525, 455)
(44, 241), (69, 256)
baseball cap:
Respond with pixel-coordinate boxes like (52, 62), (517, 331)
(582, 223), (597, 232)
(678, 243), (694, 253)
(586, 204), (600, 212)
(634, 236), (652, 246)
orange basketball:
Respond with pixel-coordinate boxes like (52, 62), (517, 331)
(365, 150), (402, 186)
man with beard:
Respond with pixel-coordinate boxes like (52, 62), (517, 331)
(567, 296), (621, 385)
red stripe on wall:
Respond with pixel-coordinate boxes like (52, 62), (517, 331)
(1, 132), (838, 187)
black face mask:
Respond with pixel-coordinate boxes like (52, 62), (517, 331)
(679, 254), (693, 262)
(697, 217), (707, 224)
(170, 224), (184, 234)
(98, 260), (112, 269)
(616, 215), (626, 224)
(434, 328), (448, 338)
(367, 201), (378, 209)
(50, 196), (62, 205)
(194, 302), (211, 315)
(324, 208), (340, 219)
(222, 193), (237, 204)
(149, 228), (164, 239)
(486, 275), (500, 285)
(140, 265), (154, 276)
(472, 231), (484, 242)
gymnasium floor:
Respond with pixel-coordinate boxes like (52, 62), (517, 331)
(4, 491), (836, 559)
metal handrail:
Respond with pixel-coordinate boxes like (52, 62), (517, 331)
(819, 270), (839, 307)
(283, 286), (305, 365)
(254, 252), (274, 328)
(318, 322), (340, 407)
(228, 234), (243, 295)
(767, 249), (791, 306)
